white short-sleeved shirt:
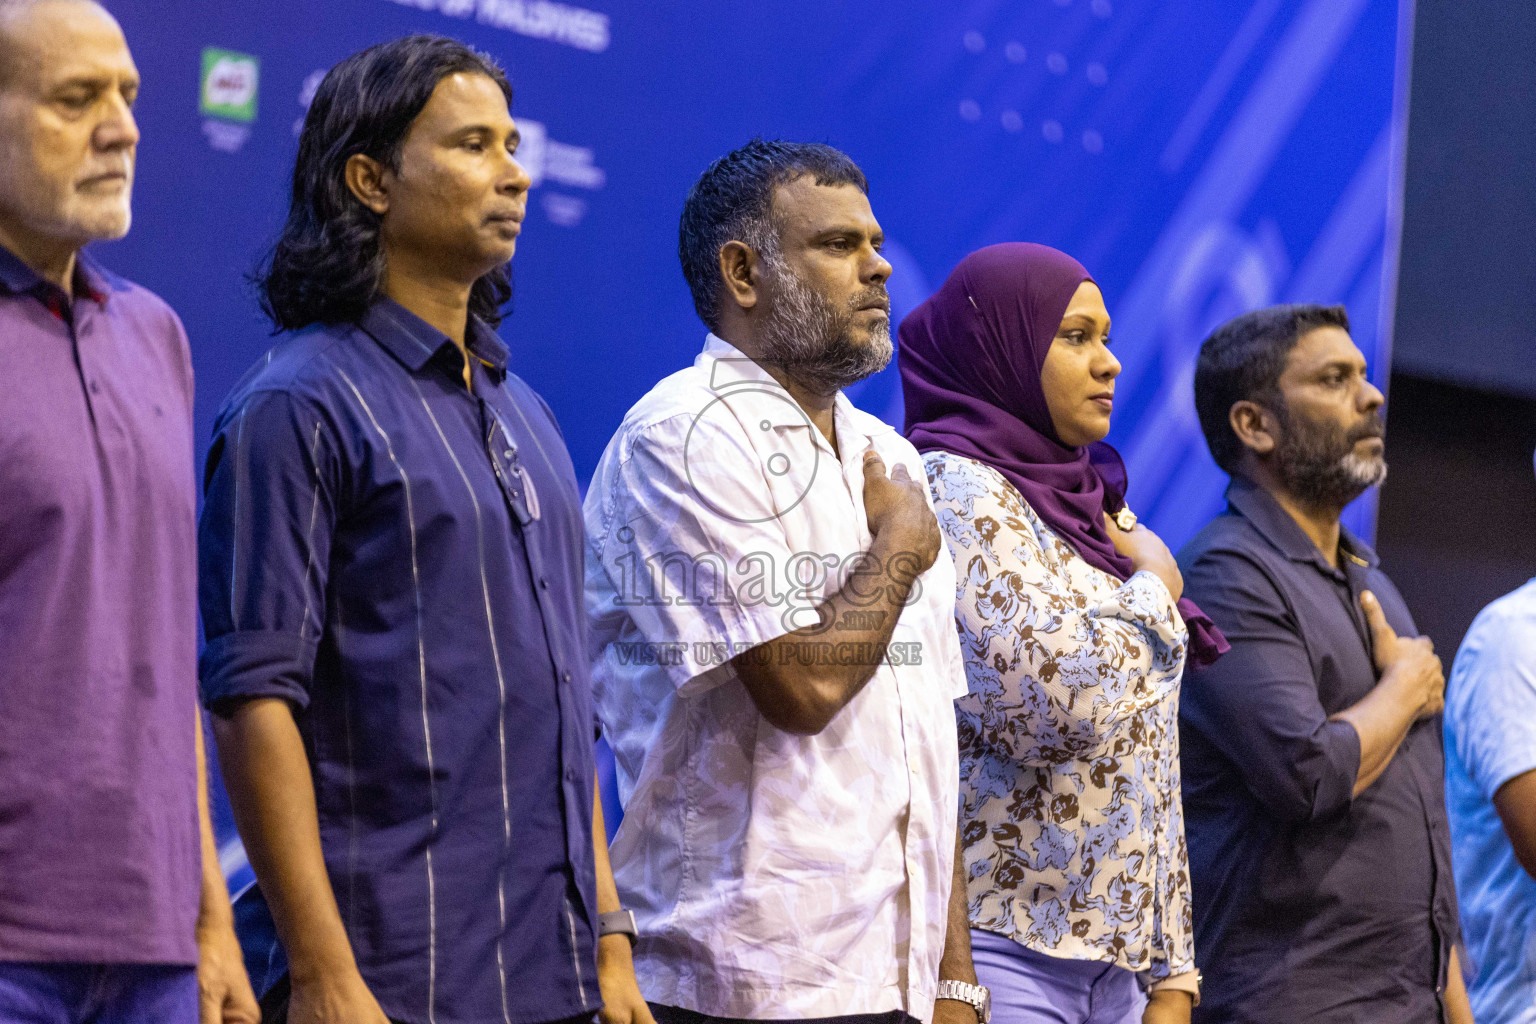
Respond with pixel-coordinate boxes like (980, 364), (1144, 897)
(584, 334), (967, 1020)
(1445, 578), (1536, 1024)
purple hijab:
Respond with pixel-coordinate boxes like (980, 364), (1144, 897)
(898, 242), (1227, 669)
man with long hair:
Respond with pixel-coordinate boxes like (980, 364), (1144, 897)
(0, 2), (255, 1021)
(198, 36), (650, 1024)
(584, 140), (983, 1024)
(1177, 305), (1470, 1023)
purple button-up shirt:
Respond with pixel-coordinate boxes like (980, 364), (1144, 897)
(0, 244), (200, 964)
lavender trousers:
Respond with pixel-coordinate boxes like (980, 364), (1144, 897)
(970, 929), (1146, 1024)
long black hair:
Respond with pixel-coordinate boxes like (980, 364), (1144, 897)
(259, 35), (514, 331)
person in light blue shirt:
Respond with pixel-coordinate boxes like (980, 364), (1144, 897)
(1445, 560), (1536, 1024)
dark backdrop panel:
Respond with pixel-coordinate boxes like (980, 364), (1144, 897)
(1393, 0), (1536, 396)
(1376, 375), (1536, 657)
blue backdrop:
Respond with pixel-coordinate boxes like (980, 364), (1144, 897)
(96, 0), (1411, 895)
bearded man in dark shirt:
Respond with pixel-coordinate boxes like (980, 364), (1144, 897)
(1176, 304), (1470, 1024)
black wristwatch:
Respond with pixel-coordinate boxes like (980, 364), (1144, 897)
(597, 909), (638, 946)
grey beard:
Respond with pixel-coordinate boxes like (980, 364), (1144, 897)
(1272, 406), (1388, 509)
(754, 250), (892, 396)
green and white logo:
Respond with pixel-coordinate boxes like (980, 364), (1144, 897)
(200, 47), (258, 122)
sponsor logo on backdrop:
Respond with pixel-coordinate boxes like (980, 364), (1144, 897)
(516, 119), (604, 227)
(200, 47), (260, 152)
(515, 119), (604, 188)
(382, 0), (610, 53)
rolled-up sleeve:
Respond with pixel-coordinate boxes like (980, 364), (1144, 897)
(1449, 608), (1536, 800)
(198, 389), (337, 714)
(1180, 547), (1360, 822)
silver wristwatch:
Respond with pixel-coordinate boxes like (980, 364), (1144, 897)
(935, 980), (991, 1024)
(597, 909), (638, 946)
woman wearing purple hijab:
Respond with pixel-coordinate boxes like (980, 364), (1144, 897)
(901, 244), (1222, 1024)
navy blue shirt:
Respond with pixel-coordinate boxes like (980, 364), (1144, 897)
(1177, 477), (1458, 1024)
(199, 299), (599, 1024)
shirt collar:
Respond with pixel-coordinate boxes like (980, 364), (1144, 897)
(0, 244), (38, 294)
(697, 332), (891, 450)
(466, 315), (510, 379)
(0, 243), (108, 305)
(358, 297), (509, 380)
(700, 332), (778, 389)
(1226, 474), (1380, 575)
(73, 250), (109, 301)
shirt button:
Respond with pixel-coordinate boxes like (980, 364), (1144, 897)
(563, 671), (572, 682)
(539, 577), (549, 590)
(565, 767), (578, 782)
(908, 756), (921, 774)
(504, 449), (513, 458)
(89, 380), (100, 394)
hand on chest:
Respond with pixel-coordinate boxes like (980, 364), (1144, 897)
(1294, 568), (1416, 712)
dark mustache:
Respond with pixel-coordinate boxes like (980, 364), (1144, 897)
(847, 288), (890, 314)
(1348, 414), (1386, 443)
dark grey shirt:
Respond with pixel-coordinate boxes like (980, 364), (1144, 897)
(1177, 476), (1458, 1024)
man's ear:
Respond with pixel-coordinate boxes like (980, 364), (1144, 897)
(1230, 399), (1277, 456)
(345, 153), (390, 215)
(718, 240), (761, 313)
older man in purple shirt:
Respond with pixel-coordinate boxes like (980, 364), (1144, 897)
(0, 2), (256, 1022)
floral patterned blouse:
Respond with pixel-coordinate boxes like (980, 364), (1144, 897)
(925, 451), (1194, 979)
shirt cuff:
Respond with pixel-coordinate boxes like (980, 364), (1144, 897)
(668, 605), (798, 698)
(199, 629), (318, 714)
(1482, 749), (1536, 800)
(1119, 570), (1187, 653)
(1149, 969), (1201, 1007)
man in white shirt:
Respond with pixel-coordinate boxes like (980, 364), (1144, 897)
(584, 140), (986, 1024)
